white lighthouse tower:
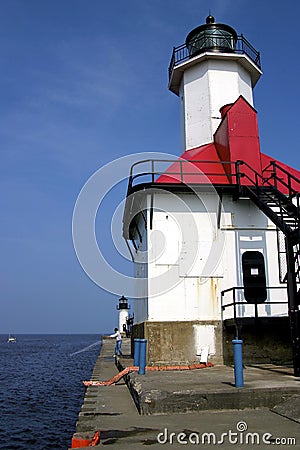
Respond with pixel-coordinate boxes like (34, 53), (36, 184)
(169, 15), (262, 150)
(116, 295), (130, 335)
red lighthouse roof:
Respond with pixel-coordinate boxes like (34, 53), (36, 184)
(156, 96), (300, 194)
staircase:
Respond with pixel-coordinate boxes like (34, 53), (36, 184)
(236, 161), (300, 376)
(244, 185), (300, 283)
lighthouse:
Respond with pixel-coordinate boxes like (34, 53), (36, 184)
(168, 15), (262, 150)
(123, 16), (300, 374)
(116, 295), (130, 335)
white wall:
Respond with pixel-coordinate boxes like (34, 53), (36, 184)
(181, 59), (253, 150)
(132, 191), (288, 324)
(220, 196), (288, 319)
(119, 309), (128, 333)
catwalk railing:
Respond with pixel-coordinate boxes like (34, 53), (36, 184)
(221, 286), (288, 318)
(127, 158), (300, 200)
(168, 34), (261, 81)
(127, 158), (238, 194)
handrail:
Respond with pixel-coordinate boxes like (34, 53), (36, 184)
(262, 161), (300, 199)
(234, 161), (300, 237)
(221, 286), (288, 336)
(168, 34), (261, 80)
(264, 160), (300, 184)
(130, 158), (235, 176)
(128, 159), (238, 193)
(237, 160), (300, 200)
(223, 301), (287, 308)
(221, 286), (288, 311)
(221, 285), (287, 296)
(127, 158), (300, 207)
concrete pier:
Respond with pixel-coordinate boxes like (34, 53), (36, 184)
(70, 338), (300, 448)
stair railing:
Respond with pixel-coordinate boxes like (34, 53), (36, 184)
(263, 161), (300, 199)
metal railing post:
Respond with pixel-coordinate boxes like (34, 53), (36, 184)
(241, 33), (244, 52)
(151, 160), (155, 183)
(288, 173), (292, 199)
(233, 288), (237, 322)
(221, 291), (224, 324)
(180, 159), (183, 183)
(235, 160), (243, 189)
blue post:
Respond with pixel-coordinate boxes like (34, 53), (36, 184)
(232, 339), (244, 388)
(134, 339), (141, 366)
(138, 339), (147, 375)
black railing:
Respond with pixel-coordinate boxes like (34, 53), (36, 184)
(221, 286), (288, 317)
(221, 286), (288, 337)
(168, 34), (261, 81)
(263, 161), (300, 202)
(127, 158), (239, 195)
(235, 159), (300, 215)
(127, 159), (300, 199)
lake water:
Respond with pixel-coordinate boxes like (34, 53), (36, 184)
(0, 334), (102, 450)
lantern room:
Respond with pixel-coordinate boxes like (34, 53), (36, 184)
(185, 15), (237, 56)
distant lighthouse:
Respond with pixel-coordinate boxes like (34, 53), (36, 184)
(116, 295), (130, 334)
(168, 15), (262, 150)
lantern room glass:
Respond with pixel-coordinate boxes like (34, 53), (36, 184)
(187, 28), (237, 56)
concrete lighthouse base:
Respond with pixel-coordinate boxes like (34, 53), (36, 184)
(131, 320), (224, 366)
(132, 317), (293, 367)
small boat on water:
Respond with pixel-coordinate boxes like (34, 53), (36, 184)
(7, 334), (16, 343)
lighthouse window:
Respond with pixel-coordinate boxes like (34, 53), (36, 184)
(251, 268), (259, 276)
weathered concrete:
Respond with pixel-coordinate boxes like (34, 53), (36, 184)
(132, 320), (223, 365)
(70, 339), (300, 449)
(272, 395), (300, 424)
(223, 316), (293, 365)
(122, 360), (300, 415)
(133, 317), (293, 367)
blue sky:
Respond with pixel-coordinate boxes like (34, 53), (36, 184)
(1, 0), (299, 334)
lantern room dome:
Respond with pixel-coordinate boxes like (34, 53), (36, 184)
(117, 295), (129, 310)
(185, 15), (238, 57)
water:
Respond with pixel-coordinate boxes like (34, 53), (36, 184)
(0, 334), (102, 450)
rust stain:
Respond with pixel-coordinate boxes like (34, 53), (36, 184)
(210, 278), (219, 317)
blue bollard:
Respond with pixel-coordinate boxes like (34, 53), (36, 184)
(134, 339), (141, 366)
(232, 339), (244, 388)
(138, 339), (147, 375)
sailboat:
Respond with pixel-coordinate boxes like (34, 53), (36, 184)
(7, 334), (16, 343)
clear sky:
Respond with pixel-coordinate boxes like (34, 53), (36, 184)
(1, 0), (299, 334)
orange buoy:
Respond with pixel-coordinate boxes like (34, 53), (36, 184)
(71, 430), (100, 448)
